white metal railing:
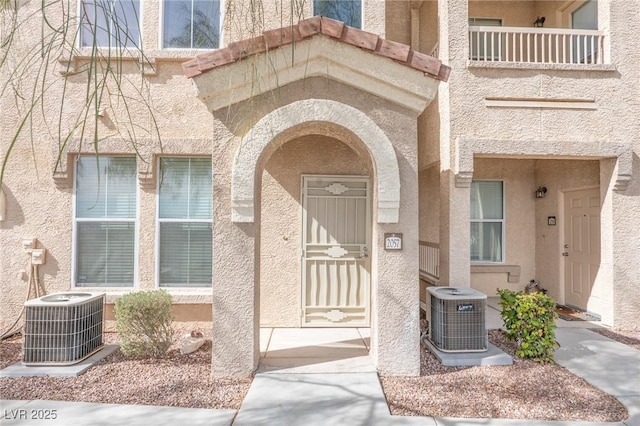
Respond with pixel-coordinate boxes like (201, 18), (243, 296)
(469, 26), (605, 65)
(430, 42), (439, 59)
(419, 241), (439, 283)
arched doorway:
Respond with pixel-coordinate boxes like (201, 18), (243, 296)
(259, 134), (373, 328)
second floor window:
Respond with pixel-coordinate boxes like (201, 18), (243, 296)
(163, 0), (221, 49)
(80, 0), (141, 48)
(470, 180), (504, 263)
(313, 0), (362, 29)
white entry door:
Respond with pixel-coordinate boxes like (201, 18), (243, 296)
(301, 176), (371, 327)
(563, 188), (601, 310)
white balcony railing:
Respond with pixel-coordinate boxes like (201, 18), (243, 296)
(469, 26), (605, 65)
(430, 42), (439, 59)
(419, 241), (440, 283)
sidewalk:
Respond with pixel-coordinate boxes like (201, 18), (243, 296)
(2, 328), (639, 426)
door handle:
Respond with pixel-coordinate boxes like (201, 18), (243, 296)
(360, 246), (369, 258)
(562, 252), (569, 256)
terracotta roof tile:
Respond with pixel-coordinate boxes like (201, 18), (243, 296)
(320, 17), (345, 38)
(196, 49), (234, 74)
(182, 18), (450, 82)
(375, 38), (410, 62)
(228, 35), (267, 60)
(407, 50), (442, 76)
(342, 26), (379, 51)
(264, 25), (303, 49)
(298, 16), (322, 38)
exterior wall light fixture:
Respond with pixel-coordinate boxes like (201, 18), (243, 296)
(534, 16), (546, 27)
(536, 186), (548, 199)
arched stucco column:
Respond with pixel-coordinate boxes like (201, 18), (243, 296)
(211, 98), (421, 377)
(231, 99), (401, 224)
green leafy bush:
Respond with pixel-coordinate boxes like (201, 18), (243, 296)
(115, 290), (174, 358)
(498, 288), (559, 364)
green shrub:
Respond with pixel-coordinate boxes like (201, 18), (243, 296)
(115, 290), (174, 358)
(498, 288), (559, 364)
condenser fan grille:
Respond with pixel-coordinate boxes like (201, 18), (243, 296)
(23, 293), (104, 365)
(428, 287), (488, 352)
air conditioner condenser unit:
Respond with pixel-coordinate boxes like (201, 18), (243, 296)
(427, 287), (488, 353)
(23, 292), (105, 365)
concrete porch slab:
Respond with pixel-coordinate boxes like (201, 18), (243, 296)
(0, 345), (119, 378)
(421, 336), (513, 366)
(263, 328), (370, 351)
(257, 328), (376, 374)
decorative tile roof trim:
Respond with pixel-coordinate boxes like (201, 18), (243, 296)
(183, 16), (450, 82)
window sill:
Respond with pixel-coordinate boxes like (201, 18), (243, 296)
(467, 60), (616, 73)
(58, 48), (218, 77)
(73, 288), (213, 304)
(471, 264), (521, 283)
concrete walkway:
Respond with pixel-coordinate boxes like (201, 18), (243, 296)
(2, 328), (639, 426)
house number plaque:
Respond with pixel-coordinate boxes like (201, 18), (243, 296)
(384, 233), (403, 250)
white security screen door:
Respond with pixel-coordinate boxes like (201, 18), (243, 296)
(563, 187), (601, 310)
(301, 176), (371, 327)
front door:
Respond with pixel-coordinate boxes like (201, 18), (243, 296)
(301, 176), (371, 327)
(563, 187), (601, 310)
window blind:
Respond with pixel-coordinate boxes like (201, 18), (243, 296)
(158, 157), (212, 287)
(75, 156), (136, 287)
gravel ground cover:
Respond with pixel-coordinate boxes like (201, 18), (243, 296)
(0, 325), (636, 421)
(0, 332), (251, 410)
(380, 323), (629, 422)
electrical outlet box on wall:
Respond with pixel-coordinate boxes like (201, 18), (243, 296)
(22, 238), (36, 252)
(31, 249), (46, 265)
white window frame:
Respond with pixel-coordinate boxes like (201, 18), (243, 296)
(470, 180), (505, 264)
(159, 0), (224, 50)
(312, 0), (364, 29)
(78, 0), (143, 49)
(72, 155), (139, 288)
(155, 157), (213, 288)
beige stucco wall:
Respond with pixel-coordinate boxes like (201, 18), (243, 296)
(2, 0), (638, 367)
(469, 0), (535, 26)
(0, 2), (214, 332)
(260, 136), (372, 327)
(469, 159), (536, 296)
(207, 75), (423, 375)
(608, 0), (640, 331)
(431, 0), (639, 329)
(418, 165), (440, 244)
(534, 160), (600, 301)
(0, 0), (389, 332)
